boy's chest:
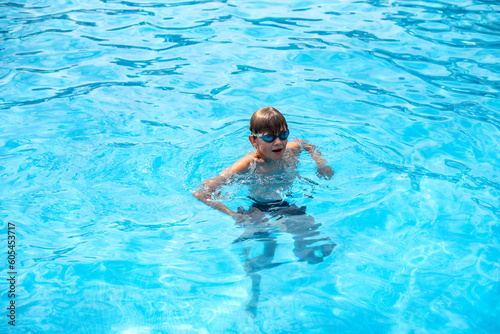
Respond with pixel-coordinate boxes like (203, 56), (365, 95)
(254, 163), (284, 174)
(253, 150), (299, 174)
(253, 159), (296, 175)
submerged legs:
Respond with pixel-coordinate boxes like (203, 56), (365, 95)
(235, 203), (335, 317)
(242, 240), (278, 317)
(279, 214), (336, 264)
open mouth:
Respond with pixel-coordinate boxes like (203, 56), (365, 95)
(272, 148), (283, 154)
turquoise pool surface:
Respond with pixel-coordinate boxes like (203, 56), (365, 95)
(1, 0), (499, 332)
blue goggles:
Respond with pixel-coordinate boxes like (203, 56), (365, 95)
(253, 130), (289, 143)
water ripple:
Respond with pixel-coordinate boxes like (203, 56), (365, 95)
(112, 56), (185, 68)
(112, 0), (229, 8)
(0, 81), (146, 109)
(244, 16), (322, 30)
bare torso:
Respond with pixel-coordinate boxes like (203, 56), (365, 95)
(243, 147), (300, 202)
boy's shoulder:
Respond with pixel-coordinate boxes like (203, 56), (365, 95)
(227, 152), (256, 173)
(287, 140), (301, 150)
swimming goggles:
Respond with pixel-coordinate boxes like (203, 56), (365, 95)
(253, 130), (289, 143)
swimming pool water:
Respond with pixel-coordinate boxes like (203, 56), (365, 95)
(1, 0), (499, 332)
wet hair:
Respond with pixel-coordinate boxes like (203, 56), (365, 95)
(249, 107), (288, 135)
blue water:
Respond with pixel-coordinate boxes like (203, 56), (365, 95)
(1, 0), (499, 332)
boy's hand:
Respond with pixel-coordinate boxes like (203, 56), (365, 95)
(232, 208), (267, 225)
(231, 213), (251, 225)
(317, 164), (334, 179)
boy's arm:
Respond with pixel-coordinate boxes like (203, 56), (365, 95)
(192, 155), (252, 221)
(290, 139), (334, 179)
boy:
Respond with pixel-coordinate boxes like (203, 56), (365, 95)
(193, 106), (334, 223)
(193, 107), (335, 316)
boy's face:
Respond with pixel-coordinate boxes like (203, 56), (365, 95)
(249, 128), (288, 161)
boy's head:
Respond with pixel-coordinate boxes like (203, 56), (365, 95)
(249, 107), (288, 135)
(249, 107), (289, 160)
